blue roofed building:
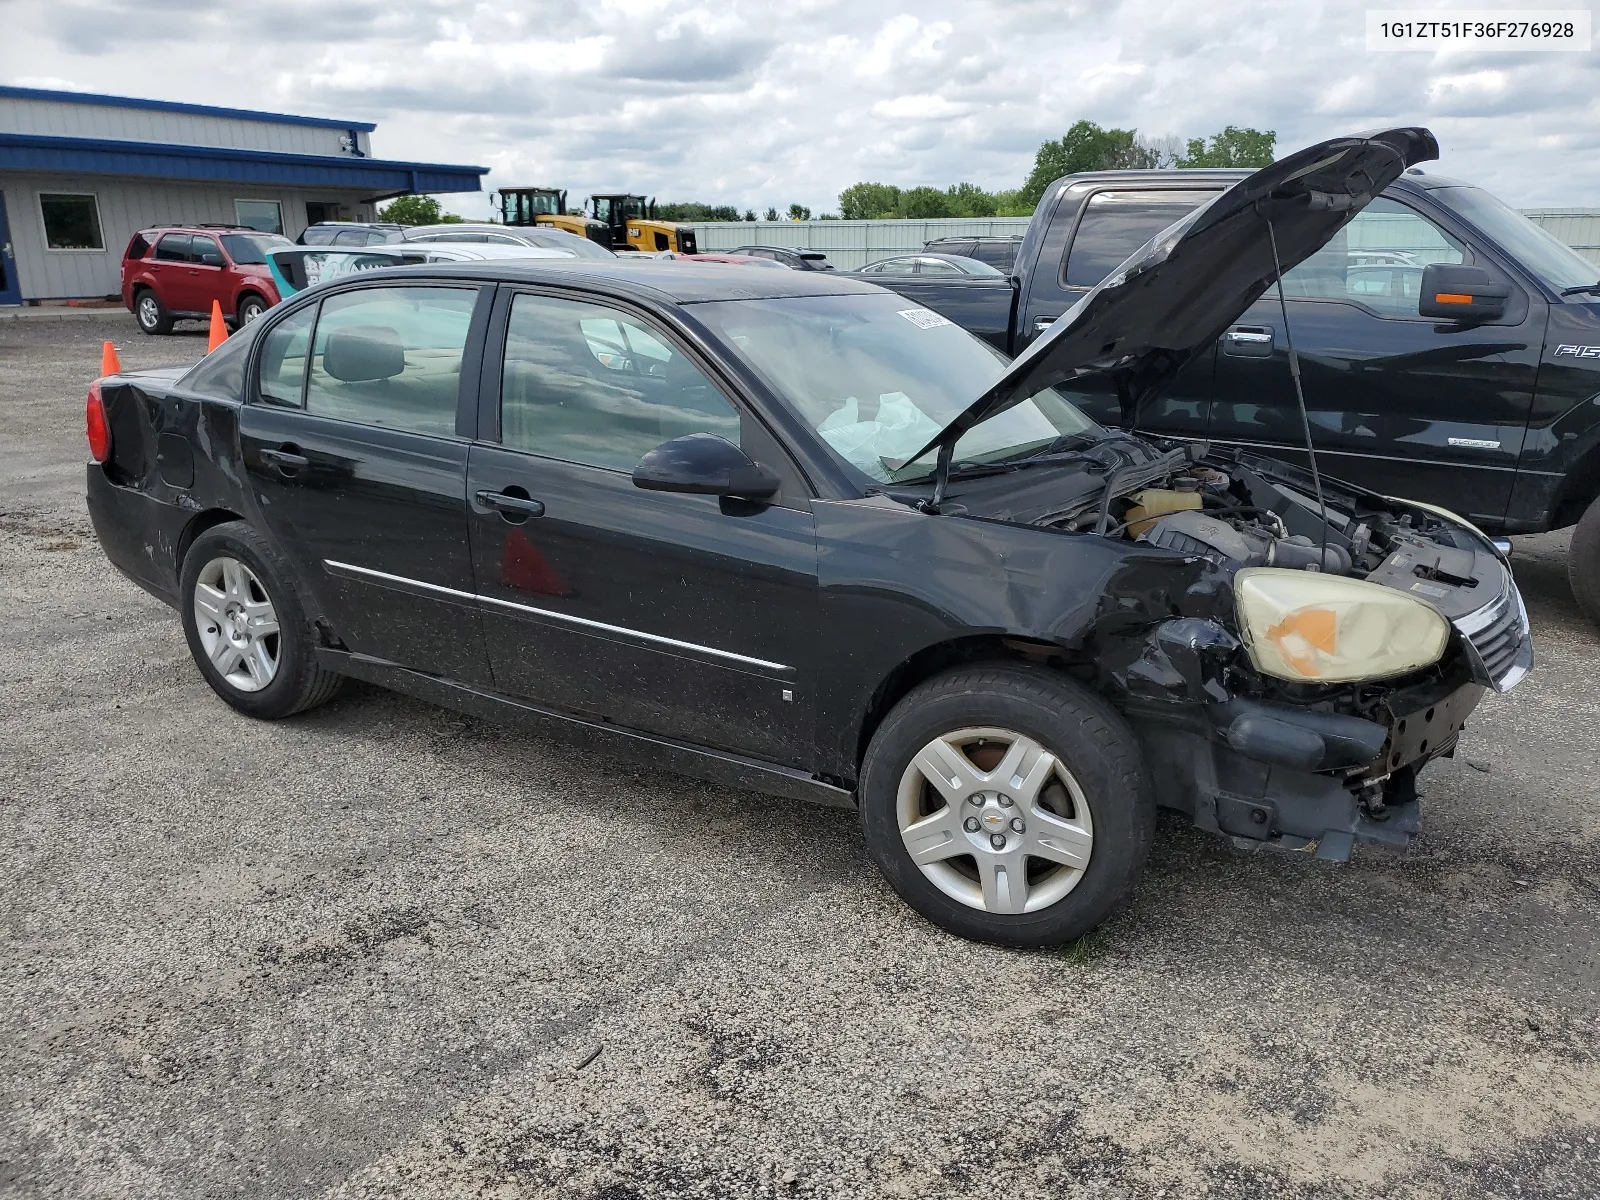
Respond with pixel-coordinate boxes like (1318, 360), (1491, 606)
(0, 86), (488, 305)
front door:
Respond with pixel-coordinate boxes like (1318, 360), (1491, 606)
(1206, 196), (1543, 526)
(186, 234), (229, 318)
(0, 193), (21, 306)
(467, 289), (819, 767)
(238, 281), (494, 684)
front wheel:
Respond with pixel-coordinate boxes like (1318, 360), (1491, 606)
(180, 522), (343, 719)
(859, 665), (1154, 947)
(1569, 493), (1600, 628)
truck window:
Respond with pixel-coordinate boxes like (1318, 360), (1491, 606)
(1281, 198), (1465, 317)
(1063, 190), (1218, 288)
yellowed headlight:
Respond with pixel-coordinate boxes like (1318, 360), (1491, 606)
(1235, 568), (1450, 683)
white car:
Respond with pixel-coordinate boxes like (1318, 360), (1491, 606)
(267, 242), (576, 297)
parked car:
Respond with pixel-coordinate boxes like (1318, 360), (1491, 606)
(85, 129), (1532, 946)
(265, 243), (578, 298)
(297, 222), (406, 247)
(402, 224), (618, 260)
(923, 235), (1025, 271)
(122, 225), (293, 334)
(679, 253), (791, 269)
(873, 161), (1600, 625)
(856, 253), (1004, 277)
(728, 245), (835, 271)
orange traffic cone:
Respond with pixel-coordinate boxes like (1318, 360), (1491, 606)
(207, 300), (228, 352)
(100, 340), (122, 377)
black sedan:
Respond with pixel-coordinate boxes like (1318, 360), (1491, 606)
(84, 129), (1529, 946)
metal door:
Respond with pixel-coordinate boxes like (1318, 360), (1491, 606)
(0, 193), (21, 307)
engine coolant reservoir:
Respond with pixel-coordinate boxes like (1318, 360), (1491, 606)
(1123, 488), (1203, 538)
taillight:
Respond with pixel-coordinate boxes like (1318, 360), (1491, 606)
(86, 382), (111, 463)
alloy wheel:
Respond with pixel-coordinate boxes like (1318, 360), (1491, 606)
(193, 556), (280, 692)
(137, 295), (160, 330)
(896, 726), (1095, 914)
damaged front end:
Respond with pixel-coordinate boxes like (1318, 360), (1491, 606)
(1050, 444), (1529, 860)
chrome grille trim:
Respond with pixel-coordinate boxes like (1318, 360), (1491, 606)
(1452, 576), (1533, 694)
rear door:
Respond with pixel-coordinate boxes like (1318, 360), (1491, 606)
(1205, 195), (1539, 524)
(149, 234), (196, 312)
(238, 281), (495, 684)
(1033, 187), (1225, 439)
(187, 234), (229, 316)
(466, 287), (820, 766)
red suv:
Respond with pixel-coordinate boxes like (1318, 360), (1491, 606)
(122, 225), (293, 335)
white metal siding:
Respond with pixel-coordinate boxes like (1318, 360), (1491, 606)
(1523, 210), (1600, 266)
(687, 218), (1031, 270)
(0, 96), (372, 158)
(0, 174), (375, 300)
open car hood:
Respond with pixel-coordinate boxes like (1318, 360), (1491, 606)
(909, 127), (1439, 462)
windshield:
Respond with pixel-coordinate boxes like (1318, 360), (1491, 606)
(1441, 186), (1597, 292)
(222, 233), (292, 264)
(695, 293), (1099, 484)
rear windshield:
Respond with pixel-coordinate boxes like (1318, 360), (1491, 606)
(695, 292), (1097, 484)
(1063, 190), (1220, 288)
(221, 233), (292, 264)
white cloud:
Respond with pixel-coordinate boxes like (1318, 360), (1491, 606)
(3, 0), (1597, 214)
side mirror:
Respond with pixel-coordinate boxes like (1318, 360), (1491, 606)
(632, 433), (780, 500)
(1419, 264), (1509, 321)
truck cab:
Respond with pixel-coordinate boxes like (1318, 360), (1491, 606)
(877, 168), (1600, 621)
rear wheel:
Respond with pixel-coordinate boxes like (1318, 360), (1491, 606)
(236, 293), (269, 325)
(1568, 494), (1600, 627)
(134, 288), (172, 335)
(858, 665), (1154, 947)
(180, 522), (342, 719)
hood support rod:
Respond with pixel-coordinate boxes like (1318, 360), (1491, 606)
(1262, 208), (1332, 571)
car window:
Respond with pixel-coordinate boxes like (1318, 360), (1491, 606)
(499, 293), (740, 471)
(256, 304), (317, 407)
(364, 230), (395, 245)
(868, 258), (917, 276)
(301, 227), (336, 246)
(1280, 198), (1467, 316)
(192, 236), (226, 267)
(916, 257), (963, 276)
(302, 286), (478, 436)
(154, 234), (192, 262)
(1063, 190), (1220, 288)
(332, 229), (368, 246)
(973, 241), (1018, 268)
(221, 233), (290, 264)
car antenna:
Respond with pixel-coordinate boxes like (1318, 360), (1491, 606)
(1262, 206), (1332, 571)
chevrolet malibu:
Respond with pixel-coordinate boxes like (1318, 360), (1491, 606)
(85, 129), (1531, 946)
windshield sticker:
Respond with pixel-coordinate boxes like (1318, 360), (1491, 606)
(897, 308), (952, 330)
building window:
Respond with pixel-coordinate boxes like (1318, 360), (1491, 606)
(39, 193), (104, 251)
(235, 200), (284, 235)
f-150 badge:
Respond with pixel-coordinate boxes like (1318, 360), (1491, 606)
(1554, 344), (1600, 357)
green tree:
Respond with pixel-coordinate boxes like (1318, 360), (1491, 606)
(788, 203), (812, 221)
(764, 206), (778, 221)
(992, 189), (1034, 217)
(744, 210), (757, 221)
(1177, 126), (1276, 168)
(376, 195), (463, 226)
(944, 182), (999, 218)
(838, 182), (901, 221)
(657, 202), (744, 222)
(1019, 121), (1152, 207)
(898, 186), (954, 218)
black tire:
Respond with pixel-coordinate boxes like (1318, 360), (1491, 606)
(179, 521), (343, 719)
(1569, 494), (1600, 628)
(859, 665), (1154, 948)
(236, 293), (269, 326)
(133, 288), (173, 335)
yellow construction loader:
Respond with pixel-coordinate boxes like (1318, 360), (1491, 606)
(495, 188), (697, 254)
(493, 187), (612, 249)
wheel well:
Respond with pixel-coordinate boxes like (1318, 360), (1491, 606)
(1550, 445), (1600, 529)
(853, 634), (1088, 773)
(175, 508), (244, 571)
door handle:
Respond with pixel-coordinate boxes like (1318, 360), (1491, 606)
(259, 445), (309, 474)
(1222, 326), (1275, 357)
(1033, 315), (1061, 332)
(475, 489), (545, 521)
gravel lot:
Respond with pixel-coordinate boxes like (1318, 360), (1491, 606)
(2, 315), (1597, 1200)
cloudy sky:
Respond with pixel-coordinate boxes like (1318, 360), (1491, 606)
(4, 0), (1597, 216)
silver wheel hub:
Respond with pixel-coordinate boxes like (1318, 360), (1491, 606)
(897, 726), (1095, 915)
(139, 296), (158, 323)
(193, 556), (280, 693)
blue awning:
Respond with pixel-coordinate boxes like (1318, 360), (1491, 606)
(0, 132), (487, 195)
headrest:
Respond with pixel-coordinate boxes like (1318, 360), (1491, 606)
(324, 325), (404, 382)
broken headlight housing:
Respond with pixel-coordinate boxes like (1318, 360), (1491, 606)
(1234, 568), (1450, 683)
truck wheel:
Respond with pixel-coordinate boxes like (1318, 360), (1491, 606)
(1568, 494), (1600, 628)
(858, 665), (1154, 947)
(236, 293), (269, 325)
(134, 288), (173, 335)
(179, 522), (343, 719)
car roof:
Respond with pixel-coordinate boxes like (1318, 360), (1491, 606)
(351, 259), (885, 304)
(140, 224), (259, 233)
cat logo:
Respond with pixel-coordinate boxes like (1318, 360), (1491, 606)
(1553, 344), (1600, 358)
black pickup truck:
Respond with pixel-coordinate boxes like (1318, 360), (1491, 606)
(878, 167), (1600, 623)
